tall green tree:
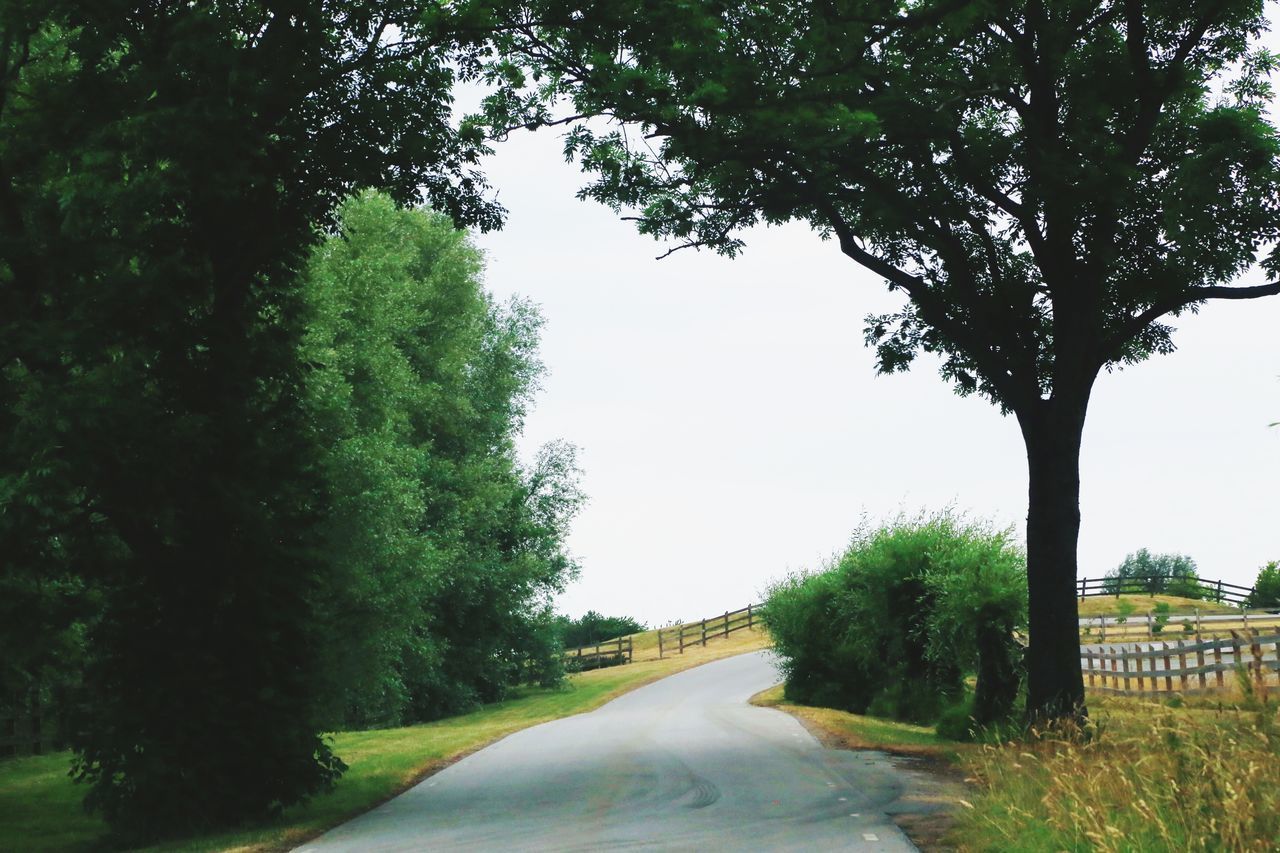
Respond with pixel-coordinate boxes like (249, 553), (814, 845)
(302, 192), (583, 727)
(470, 0), (1280, 719)
(1, 2), (496, 839)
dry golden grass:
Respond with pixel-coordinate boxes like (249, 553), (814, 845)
(1076, 594), (1239, 617)
(954, 694), (1280, 851)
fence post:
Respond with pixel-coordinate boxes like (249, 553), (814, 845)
(1146, 611), (1154, 640)
(679, 625), (685, 655)
(1197, 643), (1208, 691)
(1218, 579), (1224, 602)
(1162, 642), (1172, 692)
(1249, 629), (1265, 701)
(1177, 640), (1188, 692)
(1214, 639), (1225, 689)
(1085, 649), (1095, 687)
(1242, 607), (1249, 632)
(1080, 577), (1086, 601)
(658, 629), (664, 660)
(1195, 607), (1202, 636)
(627, 636), (633, 664)
(747, 603), (754, 629)
(723, 610), (730, 638)
(1110, 647), (1119, 690)
(1121, 648), (1131, 692)
(1135, 649), (1144, 693)
(1100, 615), (1106, 641)
(701, 617), (707, 647)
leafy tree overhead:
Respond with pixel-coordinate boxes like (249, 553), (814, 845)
(1104, 548), (1203, 598)
(473, 0), (1280, 719)
(1, 2), (497, 841)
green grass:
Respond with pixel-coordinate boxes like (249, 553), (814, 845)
(749, 684), (963, 759)
(0, 628), (769, 852)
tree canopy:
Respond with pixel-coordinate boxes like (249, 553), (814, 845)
(0, 2), (571, 840)
(305, 192), (583, 727)
(471, 0), (1280, 718)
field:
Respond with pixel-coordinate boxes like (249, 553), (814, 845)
(0, 628), (769, 853)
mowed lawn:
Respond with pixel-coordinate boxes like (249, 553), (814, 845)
(0, 629), (771, 853)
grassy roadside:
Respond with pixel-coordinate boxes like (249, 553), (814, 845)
(0, 629), (770, 853)
(752, 680), (1280, 851)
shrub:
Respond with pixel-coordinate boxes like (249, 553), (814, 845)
(558, 611), (646, 649)
(763, 511), (1027, 728)
(1246, 561), (1280, 610)
(1152, 601), (1171, 634)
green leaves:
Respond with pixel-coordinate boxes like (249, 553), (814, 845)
(302, 192), (581, 728)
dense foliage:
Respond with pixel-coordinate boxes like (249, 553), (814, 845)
(558, 611), (646, 649)
(305, 192), (582, 727)
(1103, 549), (1204, 599)
(0, 4), (579, 843)
(472, 0), (1280, 720)
(764, 513), (1027, 730)
(1248, 561), (1280, 609)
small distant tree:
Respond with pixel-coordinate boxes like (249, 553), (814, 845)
(1247, 561), (1280, 609)
(559, 611), (647, 648)
(1105, 549), (1203, 598)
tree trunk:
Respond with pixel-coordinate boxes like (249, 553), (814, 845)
(1018, 398), (1089, 723)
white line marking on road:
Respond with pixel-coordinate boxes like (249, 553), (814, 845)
(862, 833), (879, 841)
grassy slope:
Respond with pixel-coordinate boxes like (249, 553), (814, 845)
(1076, 594), (1238, 617)
(0, 628), (770, 853)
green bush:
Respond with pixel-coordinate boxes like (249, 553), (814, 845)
(558, 611), (647, 648)
(1103, 549), (1203, 599)
(1247, 561), (1280, 609)
(764, 512), (1027, 729)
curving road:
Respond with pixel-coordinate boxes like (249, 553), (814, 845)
(299, 651), (932, 851)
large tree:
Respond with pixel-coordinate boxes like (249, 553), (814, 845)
(469, 0), (1280, 718)
(303, 192), (582, 727)
(1, 1), (496, 839)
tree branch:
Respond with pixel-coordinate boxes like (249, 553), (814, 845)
(1102, 280), (1280, 362)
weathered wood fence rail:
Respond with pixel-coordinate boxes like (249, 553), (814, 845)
(1076, 575), (1255, 605)
(1081, 630), (1280, 696)
(657, 604), (761, 658)
(564, 636), (633, 671)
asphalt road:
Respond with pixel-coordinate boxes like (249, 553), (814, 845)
(299, 651), (934, 852)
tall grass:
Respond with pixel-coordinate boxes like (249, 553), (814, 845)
(956, 696), (1280, 851)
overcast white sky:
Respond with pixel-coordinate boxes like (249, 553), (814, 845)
(462, 24), (1280, 627)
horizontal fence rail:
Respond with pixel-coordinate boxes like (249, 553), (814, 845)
(1077, 575), (1255, 605)
(1078, 607), (1280, 641)
(657, 604), (762, 659)
(1081, 630), (1280, 696)
(563, 636), (633, 671)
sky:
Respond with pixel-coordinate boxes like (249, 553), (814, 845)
(460, 30), (1280, 628)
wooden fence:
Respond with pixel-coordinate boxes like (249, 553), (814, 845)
(563, 635), (633, 671)
(1077, 575), (1255, 605)
(1082, 630), (1280, 696)
(1080, 607), (1280, 642)
(657, 604), (761, 658)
